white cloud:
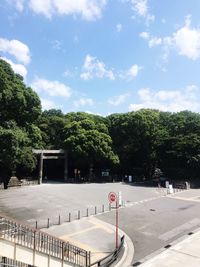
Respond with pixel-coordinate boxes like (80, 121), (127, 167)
(28, 0), (53, 19)
(116, 23), (122, 32)
(13, 0), (24, 11)
(108, 93), (129, 106)
(31, 78), (72, 98)
(1, 57), (27, 78)
(119, 64), (141, 80)
(40, 98), (57, 110)
(127, 64), (141, 79)
(141, 16), (200, 61)
(173, 16), (200, 60)
(63, 66), (79, 78)
(139, 32), (162, 47)
(0, 38), (30, 64)
(129, 86), (200, 112)
(131, 0), (155, 25)
(132, 0), (148, 17)
(80, 55), (140, 81)
(80, 54), (115, 80)
(11, 0), (107, 20)
(140, 31), (149, 39)
(73, 97), (94, 108)
(85, 110), (102, 116)
(148, 37), (162, 47)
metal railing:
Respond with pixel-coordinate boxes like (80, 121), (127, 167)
(89, 235), (125, 267)
(0, 216), (90, 267)
(0, 256), (34, 267)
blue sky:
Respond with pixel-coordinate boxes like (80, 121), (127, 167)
(1, 0), (200, 116)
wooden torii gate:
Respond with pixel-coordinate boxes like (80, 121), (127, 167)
(32, 149), (68, 184)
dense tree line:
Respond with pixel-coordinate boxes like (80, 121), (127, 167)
(1, 58), (200, 185)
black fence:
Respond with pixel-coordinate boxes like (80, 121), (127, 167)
(0, 256), (34, 267)
(89, 235), (125, 267)
(0, 216), (90, 267)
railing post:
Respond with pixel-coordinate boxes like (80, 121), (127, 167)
(33, 230), (36, 266)
(95, 206), (97, 215)
(47, 218), (50, 228)
(102, 204), (104, 212)
(69, 212), (71, 222)
(86, 208), (89, 217)
(35, 221), (38, 229)
(58, 215), (61, 225)
(62, 241), (64, 266)
(78, 210), (80, 220)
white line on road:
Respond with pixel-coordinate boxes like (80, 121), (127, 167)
(159, 218), (200, 241)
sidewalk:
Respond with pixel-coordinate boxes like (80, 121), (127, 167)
(42, 216), (134, 266)
(139, 227), (200, 267)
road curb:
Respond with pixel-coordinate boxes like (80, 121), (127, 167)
(93, 217), (134, 267)
(136, 226), (200, 266)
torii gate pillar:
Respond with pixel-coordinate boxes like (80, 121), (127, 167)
(33, 149), (68, 184)
(64, 151), (68, 182)
(39, 152), (43, 184)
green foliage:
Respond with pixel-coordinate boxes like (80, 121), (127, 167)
(1, 59), (200, 182)
(0, 59), (42, 178)
(63, 117), (119, 170)
(17, 147), (37, 175)
(38, 110), (67, 148)
(0, 125), (28, 171)
(0, 59), (41, 126)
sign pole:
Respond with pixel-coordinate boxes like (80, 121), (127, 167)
(116, 199), (118, 249)
(108, 192), (119, 249)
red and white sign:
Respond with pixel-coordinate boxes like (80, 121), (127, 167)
(108, 192), (117, 203)
(108, 191), (119, 248)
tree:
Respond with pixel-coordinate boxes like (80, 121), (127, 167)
(38, 110), (67, 148)
(157, 111), (200, 179)
(0, 58), (42, 183)
(0, 59), (41, 127)
(107, 110), (165, 178)
(63, 116), (119, 179)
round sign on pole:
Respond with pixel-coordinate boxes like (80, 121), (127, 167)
(108, 192), (117, 203)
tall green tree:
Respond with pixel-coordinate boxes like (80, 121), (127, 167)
(63, 116), (119, 178)
(0, 59), (42, 182)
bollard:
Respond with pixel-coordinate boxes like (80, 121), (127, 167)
(95, 206), (97, 215)
(58, 215), (61, 225)
(78, 210), (80, 220)
(47, 218), (50, 228)
(69, 212), (71, 222)
(109, 203), (111, 211)
(86, 208), (89, 217)
(102, 204), (104, 213)
(35, 221), (38, 229)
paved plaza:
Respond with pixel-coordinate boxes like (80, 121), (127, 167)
(0, 182), (163, 227)
(1, 183), (200, 266)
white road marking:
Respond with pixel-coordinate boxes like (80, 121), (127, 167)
(159, 218), (200, 241)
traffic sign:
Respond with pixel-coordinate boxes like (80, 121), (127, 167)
(108, 191), (119, 248)
(108, 192), (117, 203)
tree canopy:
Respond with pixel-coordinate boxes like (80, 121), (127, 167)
(0, 59), (42, 182)
(1, 58), (200, 183)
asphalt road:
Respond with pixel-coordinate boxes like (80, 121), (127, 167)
(97, 190), (200, 264)
(1, 183), (200, 265)
(0, 182), (162, 228)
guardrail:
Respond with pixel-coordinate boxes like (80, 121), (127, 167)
(0, 216), (90, 267)
(89, 235), (125, 267)
(0, 256), (34, 267)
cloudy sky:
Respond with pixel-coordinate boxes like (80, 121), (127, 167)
(1, 0), (200, 115)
